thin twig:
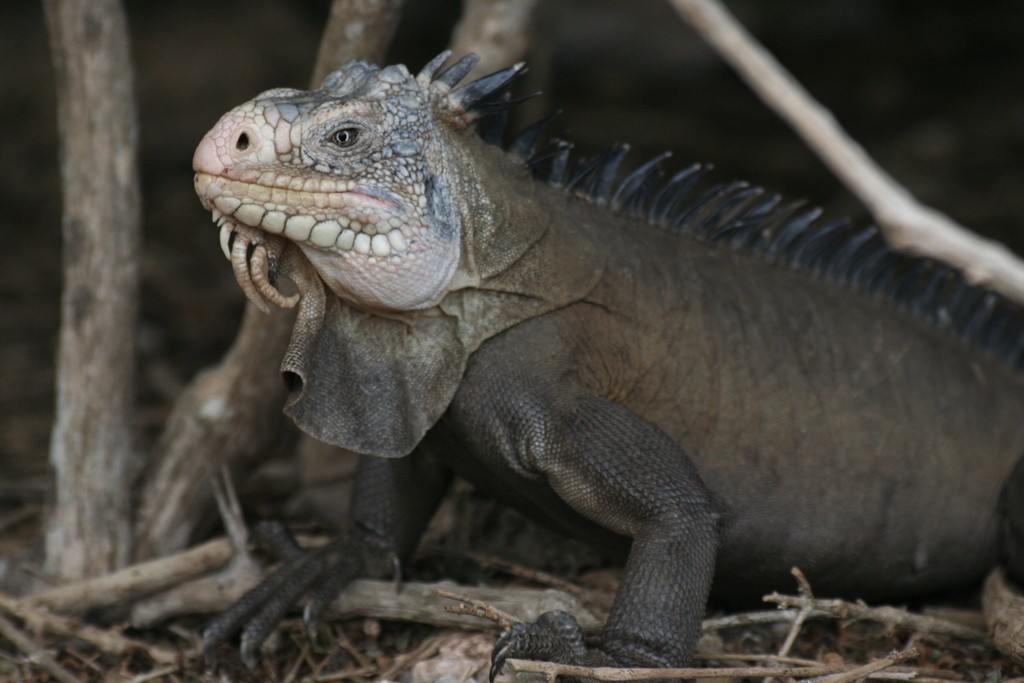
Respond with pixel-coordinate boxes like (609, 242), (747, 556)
(667, 0), (1024, 306)
(761, 568), (817, 683)
(212, 465), (249, 553)
(504, 659), (835, 682)
(304, 664), (378, 682)
(332, 623), (372, 669)
(762, 592), (988, 641)
(0, 592), (179, 665)
(777, 567), (815, 658)
(700, 654), (962, 681)
(0, 611), (83, 683)
(0, 505), (39, 534)
(121, 664), (181, 683)
(438, 589), (519, 631)
(505, 658), (838, 682)
(505, 646), (918, 682)
(806, 647), (918, 683)
(281, 633), (312, 683)
(704, 607), (810, 631)
(695, 652), (820, 666)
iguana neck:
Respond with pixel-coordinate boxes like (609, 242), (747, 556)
(438, 129), (606, 350)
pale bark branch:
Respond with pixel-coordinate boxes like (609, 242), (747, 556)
(312, 0), (404, 86)
(450, 0), (539, 76)
(982, 567), (1024, 663)
(667, 0), (1024, 306)
(29, 538), (230, 615)
(42, 0), (141, 580)
(132, 559), (601, 632)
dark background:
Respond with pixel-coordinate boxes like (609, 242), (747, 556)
(3, 0), (1023, 500)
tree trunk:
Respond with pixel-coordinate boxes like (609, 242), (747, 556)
(450, 0), (539, 76)
(312, 0), (405, 86)
(42, 0), (141, 579)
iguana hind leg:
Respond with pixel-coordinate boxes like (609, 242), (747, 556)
(447, 321), (728, 673)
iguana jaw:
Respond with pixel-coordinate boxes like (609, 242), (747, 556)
(193, 172), (412, 261)
(193, 170), (430, 311)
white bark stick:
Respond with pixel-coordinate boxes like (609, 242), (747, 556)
(667, 0), (1024, 306)
(42, 0), (140, 580)
(450, 0), (539, 76)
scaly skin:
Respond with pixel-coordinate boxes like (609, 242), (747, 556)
(193, 53), (1024, 675)
(193, 62), (463, 312)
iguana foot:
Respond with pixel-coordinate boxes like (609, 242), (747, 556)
(202, 524), (394, 668)
(490, 610), (592, 682)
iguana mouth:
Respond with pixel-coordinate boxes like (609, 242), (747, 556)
(196, 167), (412, 313)
(194, 171), (411, 259)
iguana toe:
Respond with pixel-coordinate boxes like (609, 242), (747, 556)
(490, 610), (588, 682)
(203, 535), (370, 668)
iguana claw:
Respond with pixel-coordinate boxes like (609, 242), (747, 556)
(489, 611), (588, 682)
(202, 524), (397, 669)
(489, 622), (522, 682)
(223, 221), (299, 313)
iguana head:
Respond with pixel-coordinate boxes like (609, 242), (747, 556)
(193, 53), (521, 313)
(192, 54), (605, 456)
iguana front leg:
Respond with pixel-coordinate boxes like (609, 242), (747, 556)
(203, 444), (452, 666)
(445, 318), (728, 674)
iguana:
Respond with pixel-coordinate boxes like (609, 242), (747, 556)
(192, 52), (1024, 675)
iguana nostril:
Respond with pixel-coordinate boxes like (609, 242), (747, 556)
(235, 132), (250, 151)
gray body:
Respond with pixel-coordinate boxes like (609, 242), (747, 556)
(192, 54), (1024, 671)
(455, 189), (1024, 600)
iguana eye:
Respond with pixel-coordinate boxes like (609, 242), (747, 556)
(329, 127), (360, 148)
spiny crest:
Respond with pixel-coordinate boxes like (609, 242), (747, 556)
(429, 57), (1024, 374)
(317, 59), (425, 106)
(312, 56), (1024, 371)
(417, 51), (527, 127)
(531, 140), (1024, 372)
(315, 53), (528, 130)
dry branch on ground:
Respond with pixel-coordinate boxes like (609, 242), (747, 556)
(667, 0), (1024, 305)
